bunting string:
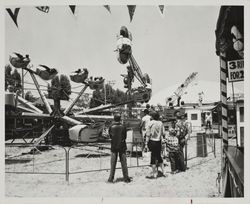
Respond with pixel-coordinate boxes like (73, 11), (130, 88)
(6, 5), (167, 27)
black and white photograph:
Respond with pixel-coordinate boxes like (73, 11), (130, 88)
(2, 1), (248, 203)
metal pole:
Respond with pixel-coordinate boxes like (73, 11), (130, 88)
(29, 72), (52, 114)
(130, 142), (132, 167)
(185, 140), (188, 167)
(202, 133), (205, 157)
(214, 133), (216, 158)
(22, 69), (24, 98)
(64, 84), (88, 115)
(33, 144), (35, 173)
(136, 143), (139, 166)
(99, 146), (102, 170)
(104, 82), (106, 105)
(64, 147), (70, 182)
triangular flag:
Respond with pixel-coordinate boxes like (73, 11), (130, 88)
(158, 5), (165, 17)
(69, 5), (76, 15)
(127, 5), (136, 22)
(36, 6), (49, 13)
(159, 5), (164, 14)
(6, 8), (20, 28)
(104, 5), (111, 13)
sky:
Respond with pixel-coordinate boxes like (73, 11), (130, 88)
(5, 5), (244, 99)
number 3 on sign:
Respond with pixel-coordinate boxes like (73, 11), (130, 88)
(228, 61), (237, 69)
(228, 60), (244, 69)
(227, 59), (244, 82)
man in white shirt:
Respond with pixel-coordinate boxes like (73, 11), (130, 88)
(140, 109), (151, 149)
(205, 112), (212, 129)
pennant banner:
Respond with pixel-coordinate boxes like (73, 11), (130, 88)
(159, 5), (164, 15)
(6, 8), (20, 28)
(104, 5), (111, 13)
(127, 5), (136, 22)
(36, 6), (49, 13)
(69, 5), (76, 15)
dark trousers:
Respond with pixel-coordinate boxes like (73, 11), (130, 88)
(178, 149), (186, 171)
(149, 140), (163, 165)
(169, 151), (186, 172)
(108, 151), (129, 181)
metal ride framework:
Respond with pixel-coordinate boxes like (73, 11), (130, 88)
(5, 51), (151, 181)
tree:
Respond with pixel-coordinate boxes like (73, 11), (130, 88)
(5, 64), (29, 97)
(5, 64), (22, 93)
(75, 93), (91, 109)
(89, 85), (127, 108)
(59, 75), (71, 100)
(48, 74), (72, 115)
(11, 68), (22, 93)
(89, 90), (103, 108)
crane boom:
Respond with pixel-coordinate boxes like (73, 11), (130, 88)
(166, 72), (198, 105)
(128, 54), (147, 87)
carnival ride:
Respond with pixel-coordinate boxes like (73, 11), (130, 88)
(165, 72), (198, 106)
(115, 26), (152, 106)
(5, 25), (152, 154)
(161, 72), (198, 122)
(6, 52), (112, 146)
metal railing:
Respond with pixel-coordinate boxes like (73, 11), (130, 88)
(5, 128), (219, 182)
(5, 141), (146, 182)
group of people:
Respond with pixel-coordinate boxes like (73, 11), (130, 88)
(141, 108), (188, 178)
(106, 105), (189, 183)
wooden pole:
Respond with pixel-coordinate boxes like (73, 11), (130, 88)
(220, 54), (228, 148)
(220, 53), (228, 196)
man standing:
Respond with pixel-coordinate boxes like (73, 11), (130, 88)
(107, 113), (131, 183)
(205, 112), (212, 129)
(140, 109), (151, 149)
(175, 113), (188, 171)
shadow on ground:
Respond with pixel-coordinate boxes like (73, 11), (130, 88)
(5, 158), (33, 165)
(75, 153), (110, 158)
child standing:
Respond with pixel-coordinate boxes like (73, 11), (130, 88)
(165, 121), (181, 174)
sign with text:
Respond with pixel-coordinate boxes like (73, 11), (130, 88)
(227, 59), (244, 82)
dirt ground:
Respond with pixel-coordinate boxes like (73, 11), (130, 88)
(5, 138), (223, 198)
